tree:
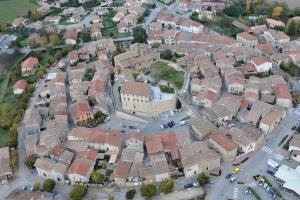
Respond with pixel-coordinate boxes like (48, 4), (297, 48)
(159, 179), (174, 194)
(108, 195), (114, 200)
(33, 182), (41, 191)
(140, 184), (156, 198)
(272, 6), (284, 18)
(126, 189), (136, 199)
(80, 30), (91, 43)
(246, 0), (251, 15)
(133, 26), (147, 43)
(69, 185), (88, 200)
(43, 179), (56, 192)
(10, 150), (18, 170)
(49, 33), (59, 46)
(254, 0), (263, 5)
(286, 19), (297, 36)
(161, 49), (173, 60)
(8, 124), (18, 148)
(90, 171), (104, 184)
(197, 172), (209, 186)
(38, 36), (49, 47)
(24, 154), (38, 169)
(223, 5), (244, 17)
(31, 9), (42, 21)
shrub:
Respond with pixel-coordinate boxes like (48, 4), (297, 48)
(43, 179), (55, 192)
(159, 179), (174, 194)
(140, 184), (156, 198)
(126, 189), (136, 199)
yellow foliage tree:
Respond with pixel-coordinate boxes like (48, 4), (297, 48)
(49, 33), (59, 46)
(272, 6), (284, 18)
(38, 36), (48, 47)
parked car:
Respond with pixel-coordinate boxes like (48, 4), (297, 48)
(266, 169), (275, 176)
(168, 121), (175, 128)
(184, 183), (194, 189)
(232, 167), (240, 174)
(225, 173), (232, 179)
(230, 176), (237, 183)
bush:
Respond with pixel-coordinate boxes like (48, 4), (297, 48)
(140, 184), (156, 198)
(159, 179), (174, 194)
(24, 154), (38, 169)
(90, 171), (104, 184)
(197, 172), (209, 186)
(10, 150), (18, 170)
(69, 185), (88, 200)
(43, 179), (56, 192)
(126, 189), (136, 199)
(33, 181), (41, 191)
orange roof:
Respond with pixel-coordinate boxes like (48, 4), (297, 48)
(70, 101), (92, 119)
(49, 145), (64, 157)
(110, 160), (132, 180)
(76, 149), (97, 160)
(256, 44), (274, 53)
(126, 132), (144, 142)
(272, 84), (292, 100)
(64, 30), (78, 40)
(68, 51), (78, 61)
(106, 130), (122, 148)
(13, 79), (27, 91)
(121, 81), (151, 97)
(251, 56), (270, 66)
(208, 132), (238, 151)
(68, 159), (91, 177)
(21, 57), (38, 70)
(238, 32), (257, 41)
(145, 134), (163, 154)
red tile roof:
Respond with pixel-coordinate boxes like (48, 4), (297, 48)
(21, 57), (38, 70)
(70, 101), (92, 119)
(121, 81), (151, 97)
(208, 132), (238, 151)
(251, 56), (270, 66)
(13, 79), (28, 91)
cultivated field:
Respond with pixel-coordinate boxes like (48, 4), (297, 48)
(0, 0), (39, 24)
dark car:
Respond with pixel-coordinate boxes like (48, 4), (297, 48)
(163, 124), (169, 129)
(184, 183), (194, 189)
(225, 173), (232, 179)
(266, 170), (275, 176)
(168, 121), (175, 128)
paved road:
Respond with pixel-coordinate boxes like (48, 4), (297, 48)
(207, 105), (300, 200)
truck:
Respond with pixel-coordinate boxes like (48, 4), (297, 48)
(267, 159), (279, 169)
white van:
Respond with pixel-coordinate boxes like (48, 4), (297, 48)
(267, 159), (279, 169)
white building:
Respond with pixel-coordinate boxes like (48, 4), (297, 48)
(251, 56), (272, 73)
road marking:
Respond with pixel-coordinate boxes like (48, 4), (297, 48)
(261, 146), (273, 154)
(233, 187), (239, 200)
(248, 182), (256, 188)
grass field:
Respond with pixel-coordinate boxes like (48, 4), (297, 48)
(0, 0), (39, 24)
(150, 61), (184, 89)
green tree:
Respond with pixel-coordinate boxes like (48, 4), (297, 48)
(286, 19), (297, 36)
(223, 5), (244, 17)
(108, 195), (114, 200)
(8, 123), (18, 148)
(33, 181), (41, 191)
(80, 30), (91, 43)
(69, 185), (88, 200)
(140, 184), (156, 198)
(161, 49), (172, 60)
(43, 179), (56, 192)
(133, 26), (147, 43)
(197, 172), (209, 186)
(159, 179), (174, 194)
(126, 189), (136, 199)
(49, 33), (59, 46)
(24, 154), (38, 169)
(90, 171), (104, 184)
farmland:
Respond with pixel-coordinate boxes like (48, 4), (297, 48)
(0, 0), (39, 24)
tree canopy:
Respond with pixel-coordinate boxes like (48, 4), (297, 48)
(159, 179), (174, 194)
(69, 185), (88, 200)
(133, 26), (147, 43)
(140, 184), (157, 198)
